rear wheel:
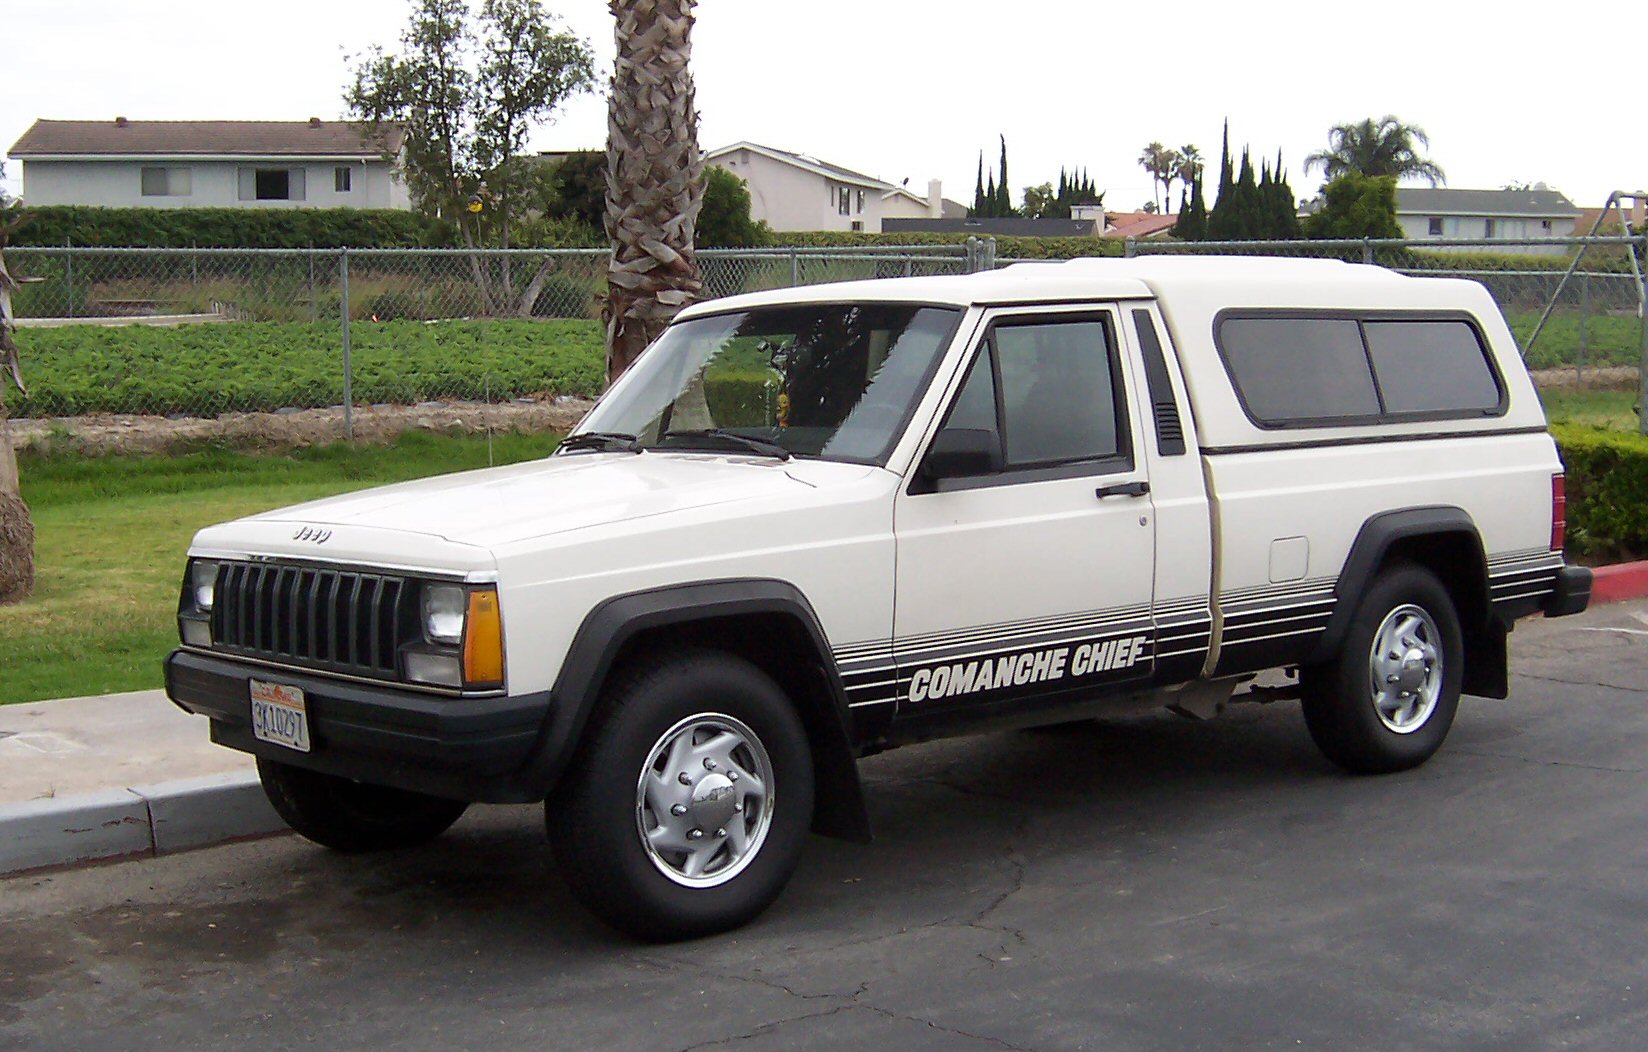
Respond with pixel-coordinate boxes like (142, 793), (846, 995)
(1301, 563), (1464, 774)
(257, 757), (469, 852)
(548, 648), (814, 942)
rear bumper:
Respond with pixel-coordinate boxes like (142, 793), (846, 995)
(165, 649), (554, 803)
(1542, 565), (1592, 618)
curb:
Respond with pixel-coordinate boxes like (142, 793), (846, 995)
(0, 770), (287, 877)
(1592, 560), (1648, 605)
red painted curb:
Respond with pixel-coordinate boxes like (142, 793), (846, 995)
(1592, 561), (1648, 605)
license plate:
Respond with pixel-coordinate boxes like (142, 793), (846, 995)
(250, 679), (311, 753)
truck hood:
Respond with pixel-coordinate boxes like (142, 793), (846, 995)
(197, 452), (871, 556)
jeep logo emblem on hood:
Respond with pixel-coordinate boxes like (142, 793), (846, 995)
(292, 526), (332, 544)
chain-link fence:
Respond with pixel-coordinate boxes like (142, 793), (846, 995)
(5, 235), (1642, 441)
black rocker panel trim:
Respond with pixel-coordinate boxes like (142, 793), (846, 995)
(533, 578), (871, 842)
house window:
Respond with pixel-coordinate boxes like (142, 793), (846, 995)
(257, 169), (291, 200)
(140, 167), (191, 197)
(1427, 217), (1443, 236)
(838, 186), (851, 216)
(334, 166), (352, 193)
(238, 167), (307, 202)
(856, 189), (865, 213)
(1541, 219), (1552, 233)
(1483, 218), (1496, 238)
(851, 220), (864, 232)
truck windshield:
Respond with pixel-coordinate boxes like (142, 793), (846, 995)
(572, 303), (962, 465)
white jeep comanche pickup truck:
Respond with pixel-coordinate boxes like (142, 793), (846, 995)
(167, 257), (1591, 939)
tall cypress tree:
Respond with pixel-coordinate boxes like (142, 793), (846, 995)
(1176, 171), (1208, 240)
(1234, 148), (1258, 239)
(983, 172), (997, 218)
(972, 152), (986, 217)
(1207, 120), (1236, 240)
(1269, 151), (1302, 239)
(996, 135), (1012, 217)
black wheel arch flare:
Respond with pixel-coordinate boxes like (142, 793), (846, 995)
(1313, 506), (1506, 699)
(522, 578), (873, 843)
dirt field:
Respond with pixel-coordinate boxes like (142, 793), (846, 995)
(8, 397), (596, 456)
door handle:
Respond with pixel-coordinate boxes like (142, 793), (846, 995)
(1095, 481), (1150, 499)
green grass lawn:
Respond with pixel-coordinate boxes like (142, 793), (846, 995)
(1505, 311), (1644, 371)
(1, 431), (563, 705)
(1537, 388), (1642, 431)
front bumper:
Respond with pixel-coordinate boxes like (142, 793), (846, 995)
(165, 649), (553, 803)
(1542, 565), (1592, 618)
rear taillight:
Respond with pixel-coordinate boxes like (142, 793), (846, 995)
(1551, 473), (1567, 551)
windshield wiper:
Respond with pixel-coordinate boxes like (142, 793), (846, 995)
(559, 431), (643, 454)
(654, 429), (792, 460)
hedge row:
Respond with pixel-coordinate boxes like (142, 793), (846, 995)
(10, 206), (444, 249)
(1553, 424), (1648, 561)
(776, 230), (1126, 260)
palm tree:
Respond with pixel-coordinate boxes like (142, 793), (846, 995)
(1138, 142), (1169, 213)
(1174, 144), (1203, 210)
(1304, 116), (1446, 186)
(0, 207), (34, 603)
(604, 0), (704, 382)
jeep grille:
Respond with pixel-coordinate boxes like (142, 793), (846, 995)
(211, 562), (414, 680)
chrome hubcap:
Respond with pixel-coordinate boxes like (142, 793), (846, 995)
(1369, 604), (1443, 734)
(635, 713), (774, 887)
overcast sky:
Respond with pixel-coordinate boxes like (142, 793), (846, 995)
(5, 0), (1644, 215)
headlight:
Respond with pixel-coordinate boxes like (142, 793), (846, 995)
(191, 560), (220, 611)
(422, 583), (467, 644)
(405, 582), (504, 690)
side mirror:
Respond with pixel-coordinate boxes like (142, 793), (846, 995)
(921, 428), (1002, 480)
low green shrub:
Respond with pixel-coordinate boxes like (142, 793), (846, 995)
(772, 230), (1126, 260)
(1552, 423), (1648, 560)
(10, 319), (606, 418)
(12, 205), (441, 248)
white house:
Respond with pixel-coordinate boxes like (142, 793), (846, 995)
(705, 141), (957, 233)
(1396, 187), (1578, 254)
(7, 118), (409, 209)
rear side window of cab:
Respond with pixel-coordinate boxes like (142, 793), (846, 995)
(1214, 311), (1507, 429)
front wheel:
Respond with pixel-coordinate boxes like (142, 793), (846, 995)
(547, 649), (814, 942)
(1301, 563), (1464, 774)
(256, 758), (469, 852)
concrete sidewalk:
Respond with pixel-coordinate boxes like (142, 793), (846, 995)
(5, 559), (1646, 879)
(0, 691), (285, 875)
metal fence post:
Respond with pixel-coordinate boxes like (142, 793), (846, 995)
(982, 237), (996, 271)
(340, 249), (353, 441)
(1124, 237), (1136, 259)
(1577, 271), (1589, 384)
(789, 247), (799, 287)
(1362, 239), (1374, 265)
(64, 238), (73, 318)
(1639, 235), (1648, 436)
(308, 250), (317, 323)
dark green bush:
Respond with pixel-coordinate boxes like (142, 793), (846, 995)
(11, 206), (442, 248)
(1552, 424), (1648, 560)
(771, 230), (1126, 260)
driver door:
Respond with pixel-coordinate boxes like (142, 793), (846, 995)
(891, 306), (1158, 734)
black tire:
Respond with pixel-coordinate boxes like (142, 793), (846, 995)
(547, 648), (814, 942)
(1301, 562), (1464, 774)
(256, 757), (469, 852)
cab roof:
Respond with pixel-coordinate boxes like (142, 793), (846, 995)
(676, 255), (1423, 319)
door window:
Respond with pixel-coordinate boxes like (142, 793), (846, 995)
(943, 315), (1130, 472)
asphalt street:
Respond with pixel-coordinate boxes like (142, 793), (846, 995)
(3, 600), (1645, 1051)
